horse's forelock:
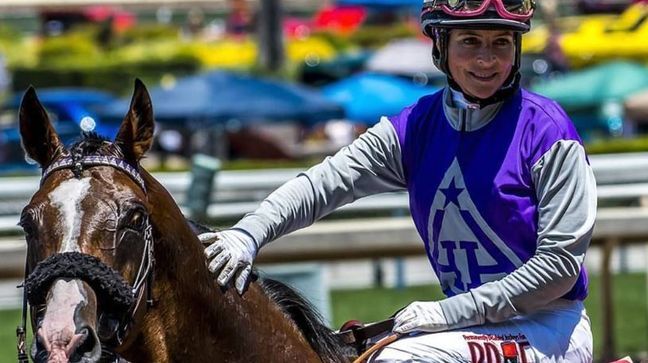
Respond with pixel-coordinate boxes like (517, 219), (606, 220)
(69, 133), (125, 160)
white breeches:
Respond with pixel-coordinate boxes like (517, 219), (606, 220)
(370, 299), (592, 363)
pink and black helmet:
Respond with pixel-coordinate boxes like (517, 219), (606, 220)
(422, 0), (535, 35)
(421, 0), (537, 104)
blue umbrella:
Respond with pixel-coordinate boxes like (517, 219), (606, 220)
(321, 72), (439, 125)
(98, 71), (344, 126)
(0, 88), (120, 172)
(6, 88), (119, 137)
(4, 88), (120, 139)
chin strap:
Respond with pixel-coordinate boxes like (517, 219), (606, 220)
(447, 71), (521, 109)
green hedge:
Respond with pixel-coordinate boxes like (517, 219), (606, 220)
(348, 24), (419, 49)
(586, 136), (648, 155)
(117, 24), (181, 45)
(10, 25), (200, 95)
(12, 56), (199, 95)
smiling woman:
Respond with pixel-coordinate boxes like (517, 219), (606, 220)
(446, 29), (515, 99)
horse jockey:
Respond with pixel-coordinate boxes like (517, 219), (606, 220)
(201, 0), (596, 361)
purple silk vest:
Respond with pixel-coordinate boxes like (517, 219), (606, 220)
(389, 89), (588, 301)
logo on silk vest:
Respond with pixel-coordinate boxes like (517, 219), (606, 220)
(427, 159), (522, 296)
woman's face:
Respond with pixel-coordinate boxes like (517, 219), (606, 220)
(447, 29), (516, 100)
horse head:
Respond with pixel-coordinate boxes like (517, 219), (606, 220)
(19, 80), (155, 363)
(19, 80), (353, 363)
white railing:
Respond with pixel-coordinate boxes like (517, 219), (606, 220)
(0, 152), (647, 232)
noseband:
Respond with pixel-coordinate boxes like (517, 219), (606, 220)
(17, 155), (155, 362)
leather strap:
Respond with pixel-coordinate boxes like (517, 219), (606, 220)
(336, 318), (395, 345)
(352, 333), (401, 363)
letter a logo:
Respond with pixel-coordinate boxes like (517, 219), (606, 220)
(428, 158), (522, 295)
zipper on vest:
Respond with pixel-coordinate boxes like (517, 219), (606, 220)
(463, 104), (480, 132)
(460, 108), (467, 132)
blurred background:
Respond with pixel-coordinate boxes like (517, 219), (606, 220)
(0, 0), (647, 362)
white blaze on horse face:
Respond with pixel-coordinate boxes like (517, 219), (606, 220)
(39, 280), (88, 355)
(49, 178), (92, 253)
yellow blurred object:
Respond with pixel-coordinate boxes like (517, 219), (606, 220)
(191, 38), (257, 69)
(286, 37), (337, 65)
(560, 3), (648, 68)
(114, 40), (194, 63)
(522, 15), (613, 54)
(190, 36), (337, 69)
(522, 24), (549, 53)
(0, 37), (39, 68)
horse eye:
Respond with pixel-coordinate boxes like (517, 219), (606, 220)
(125, 209), (146, 231)
(19, 215), (37, 238)
(21, 224), (36, 238)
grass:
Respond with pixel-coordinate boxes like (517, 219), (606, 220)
(331, 284), (445, 327)
(0, 309), (29, 363)
(0, 273), (645, 362)
(585, 273), (648, 359)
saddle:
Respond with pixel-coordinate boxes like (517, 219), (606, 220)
(335, 318), (395, 356)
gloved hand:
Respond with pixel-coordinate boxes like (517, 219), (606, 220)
(392, 301), (449, 334)
(200, 229), (258, 295)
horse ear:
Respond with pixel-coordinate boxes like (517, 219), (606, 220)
(115, 79), (155, 163)
(19, 86), (66, 168)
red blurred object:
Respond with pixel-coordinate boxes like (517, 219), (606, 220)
(284, 17), (313, 39)
(313, 5), (367, 34)
(84, 6), (136, 32)
(40, 6), (136, 35)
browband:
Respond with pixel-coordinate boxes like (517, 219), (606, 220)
(41, 155), (146, 193)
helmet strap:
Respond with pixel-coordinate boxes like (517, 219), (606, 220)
(448, 72), (520, 108)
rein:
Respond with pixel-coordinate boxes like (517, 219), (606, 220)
(352, 334), (401, 363)
(16, 155), (155, 362)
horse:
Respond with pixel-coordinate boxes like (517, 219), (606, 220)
(17, 80), (353, 363)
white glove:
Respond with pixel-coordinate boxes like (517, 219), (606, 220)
(201, 229), (258, 295)
(392, 301), (449, 334)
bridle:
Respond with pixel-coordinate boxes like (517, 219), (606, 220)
(16, 154), (155, 363)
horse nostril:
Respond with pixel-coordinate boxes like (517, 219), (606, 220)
(69, 327), (101, 362)
(32, 346), (49, 363)
(32, 328), (49, 363)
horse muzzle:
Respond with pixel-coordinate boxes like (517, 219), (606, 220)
(31, 279), (102, 363)
(24, 252), (136, 363)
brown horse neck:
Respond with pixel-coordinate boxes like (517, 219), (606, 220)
(124, 171), (321, 362)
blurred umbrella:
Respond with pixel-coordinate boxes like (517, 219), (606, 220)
(99, 71), (344, 126)
(5, 88), (119, 138)
(532, 61), (648, 111)
(321, 72), (438, 125)
(366, 38), (444, 80)
(624, 89), (648, 121)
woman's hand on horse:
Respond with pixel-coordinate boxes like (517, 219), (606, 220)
(201, 229), (258, 295)
(392, 301), (449, 334)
